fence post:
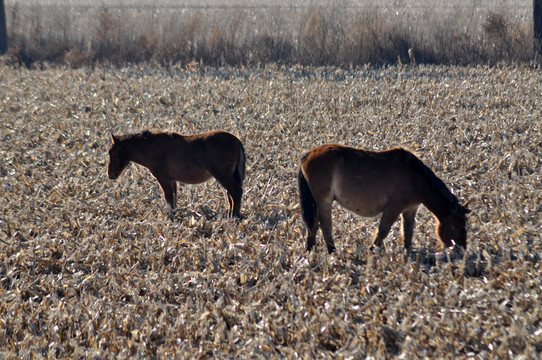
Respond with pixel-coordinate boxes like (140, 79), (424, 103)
(535, 0), (542, 50)
(0, 0), (7, 54)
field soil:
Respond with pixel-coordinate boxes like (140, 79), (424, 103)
(0, 63), (540, 358)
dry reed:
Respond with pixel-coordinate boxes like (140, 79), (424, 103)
(3, 1), (537, 67)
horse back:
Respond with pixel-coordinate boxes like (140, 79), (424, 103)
(150, 130), (242, 183)
(301, 145), (423, 216)
(185, 130), (243, 160)
(152, 130), (239, 159)
(301, 144), (411, 178)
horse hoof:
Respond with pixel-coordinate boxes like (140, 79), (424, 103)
(371, 244), (383, 252)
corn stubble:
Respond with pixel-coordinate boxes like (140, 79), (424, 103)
(0, 64), (540, 358)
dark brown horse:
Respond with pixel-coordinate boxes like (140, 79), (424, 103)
(108, 130), (245, 217)
(298, 144), (470, 254)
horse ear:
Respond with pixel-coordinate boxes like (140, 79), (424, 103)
(454, 201), (471, 215)
(111, 133), (119, 143)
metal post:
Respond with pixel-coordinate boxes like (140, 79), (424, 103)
(0, 0), (7, 54)
(535, 0), (542, 47)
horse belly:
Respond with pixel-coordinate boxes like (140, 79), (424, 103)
(171, 167), (212, 184)
(332, 176), (387, 218)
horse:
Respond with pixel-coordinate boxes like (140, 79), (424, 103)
(107, 129), (246, 218)
(298, 144), (470, 254)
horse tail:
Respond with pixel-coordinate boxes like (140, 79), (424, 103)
(233, 140), (246, 186)
(298, 168), (317, 230)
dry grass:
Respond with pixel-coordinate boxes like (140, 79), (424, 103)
(3, 1), (538, 67)
(0, 63), (541, 358)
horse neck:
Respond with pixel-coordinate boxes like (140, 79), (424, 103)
(122, 138), (154, 168)
(419, 170), (457, 221)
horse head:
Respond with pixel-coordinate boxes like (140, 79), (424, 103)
(107, 134), (130, 179)
(436, 203), (471, 249)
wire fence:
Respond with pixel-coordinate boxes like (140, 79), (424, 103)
(4, 0), (534, 11)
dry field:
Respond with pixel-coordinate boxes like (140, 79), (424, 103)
(0, 63), (541, 359)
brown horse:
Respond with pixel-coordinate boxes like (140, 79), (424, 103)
(298, 144), (470, 254)
(108, 130), (246, 217)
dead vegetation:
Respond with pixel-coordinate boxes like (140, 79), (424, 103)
(0, 63), (541, 358)
(3, 1), (537, 67)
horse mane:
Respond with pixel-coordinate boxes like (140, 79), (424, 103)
(403, 149), (459, 207)
(115, 130), (157, 143)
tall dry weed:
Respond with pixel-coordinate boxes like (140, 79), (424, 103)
(94, 5), (122, 61)
(160, 14), (203, 64)
(2, 3), (537, 67)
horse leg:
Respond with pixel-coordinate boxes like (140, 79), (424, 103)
(401, 207), (418, 250)
(371, 209), (401, 249)
(317, 202), (336, 254)
(226, 193), (234, 217)
(156, 176), (177, 209)
(231, 185), (243, 218)
(213, 175), (243, 218)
